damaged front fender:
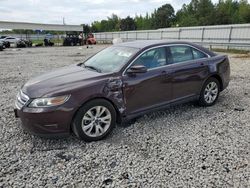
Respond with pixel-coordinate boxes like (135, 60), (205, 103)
(104, 77), (126, 116)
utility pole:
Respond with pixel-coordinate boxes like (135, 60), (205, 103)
(82, 25), (85, 46)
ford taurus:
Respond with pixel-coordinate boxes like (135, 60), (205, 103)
(14, 41), (230, 141)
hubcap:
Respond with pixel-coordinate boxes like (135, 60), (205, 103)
(81, 106), (111, 137)
(204, 81), (218, 104)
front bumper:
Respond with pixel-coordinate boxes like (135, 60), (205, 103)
(14, 107), (74, 138)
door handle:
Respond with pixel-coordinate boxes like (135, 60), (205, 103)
(161, 70), (172, 79)
(162, 70), (173, 75)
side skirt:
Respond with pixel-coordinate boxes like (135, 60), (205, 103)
(122, 95), (199, 122)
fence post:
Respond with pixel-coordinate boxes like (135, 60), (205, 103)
(161, 31), (163, 40)
(147, 31), (149, 40)
(228, 26), (233, 50)
(178, 29), (181, 40)
(201, 27), (205, 42)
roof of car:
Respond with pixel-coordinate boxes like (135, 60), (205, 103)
(116, 40), (216, 56)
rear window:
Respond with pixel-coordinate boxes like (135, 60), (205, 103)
(167, 45), (207, 64)
(192, 48), (207, 59)
(169, 46), (193, 63)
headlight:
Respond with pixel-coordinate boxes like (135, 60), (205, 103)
(29, 95), (70, 108)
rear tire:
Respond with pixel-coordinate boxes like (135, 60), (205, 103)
(72, 99), (116, 142)
(199, 77), (220, 106)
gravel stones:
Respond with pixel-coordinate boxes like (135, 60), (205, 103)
(0, 46), (249, 187)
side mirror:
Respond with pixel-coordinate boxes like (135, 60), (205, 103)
(127, 65), (147, 74)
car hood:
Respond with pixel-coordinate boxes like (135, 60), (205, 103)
(22, 64), (108, 98)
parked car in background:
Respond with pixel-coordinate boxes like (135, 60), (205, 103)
(0, 36), (20, 44)
(3, 41), (10, 48)
(0, 35), (8, 39)
(63, 34), (81, 46)
(63, 33), (96, 46)
(0, 36), (11, 48)
(0, 41), (4, 51)
(14, 41), (230, 141)
(16, 39), (33, 48)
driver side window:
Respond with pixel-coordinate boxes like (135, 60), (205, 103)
(133, 47), (167, 69)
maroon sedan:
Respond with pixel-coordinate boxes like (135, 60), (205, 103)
(15, 41), (230, 141)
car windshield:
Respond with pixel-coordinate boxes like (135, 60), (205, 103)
(83, 46), (139, 73)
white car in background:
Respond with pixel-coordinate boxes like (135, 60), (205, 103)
(0, 36), (20, 44)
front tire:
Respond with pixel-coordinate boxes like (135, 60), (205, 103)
(199, 77), (220, 106)
(72, 99), (116, 141)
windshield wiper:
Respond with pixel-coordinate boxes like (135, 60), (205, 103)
(83, 65), (102, 73)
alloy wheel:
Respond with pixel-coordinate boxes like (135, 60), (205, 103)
(81, 106), (112, 137)
(204, 81), (219, 104)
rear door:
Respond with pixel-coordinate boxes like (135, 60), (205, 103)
(167, 45), (209, 100)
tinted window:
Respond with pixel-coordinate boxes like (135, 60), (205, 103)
(168, 45), (207, 64)
(192, 48), (207, 59)
(133, 47), (166, 69)
(168, 46), (193, 64)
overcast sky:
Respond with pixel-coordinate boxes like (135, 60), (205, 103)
(0, 0), (245, 25)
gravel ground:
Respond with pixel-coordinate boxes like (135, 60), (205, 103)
(0, 46), (249, 188)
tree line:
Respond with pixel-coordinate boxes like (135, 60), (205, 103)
(1, 0), (249, 34)
(90, 0), (250, 32)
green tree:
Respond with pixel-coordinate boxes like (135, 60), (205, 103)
(176, 0), (215, 26)
(120, 16), (136, 31)
(82, 24), (90, 37)
(238, 0), (250, 23)
(135, 13), (153, 30)
(107, 14), (120, 31)
(89, 0), (250, 32)
(214, 0), (240, 24)
(176, 4), (199, 26)
(151, 4), (175, 29)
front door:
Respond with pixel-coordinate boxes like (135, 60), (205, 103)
(122, 47), (172, 114)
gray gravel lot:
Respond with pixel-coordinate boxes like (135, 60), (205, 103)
(0, 46), (249, 187)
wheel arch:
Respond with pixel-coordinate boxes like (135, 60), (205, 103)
(209, 74), (223, 91)
(199, 74), (223, 96)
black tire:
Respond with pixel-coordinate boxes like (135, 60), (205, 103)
(199, 77), (220, 106)
(72, 99), (116, 142)
(5, 42), (10, 48)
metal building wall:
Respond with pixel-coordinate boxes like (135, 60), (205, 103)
(0, 21), (82, 31)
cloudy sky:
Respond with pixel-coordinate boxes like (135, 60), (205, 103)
(0, 0), (240, 25)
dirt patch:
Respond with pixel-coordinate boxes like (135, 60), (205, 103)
(232, 53), (250, 59)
